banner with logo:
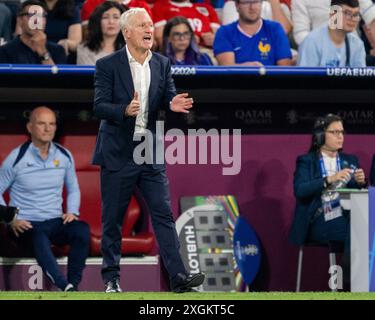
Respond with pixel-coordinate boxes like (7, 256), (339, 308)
(164, 104), (375, 134)
(1, 68), (375, 134)
(176, 195), (261, 292)
(233, 216), (261, 286)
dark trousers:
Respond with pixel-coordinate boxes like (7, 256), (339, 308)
(308, 211), (350, 286)
(100, 164), (187, 283)
(18, 218), (90, 290)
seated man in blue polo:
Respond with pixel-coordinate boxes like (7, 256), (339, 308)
(0, 0), (66, 64)
(0, 106), (90, 292)
(298, 0), (366, 67)
(213, 0), (292, 66)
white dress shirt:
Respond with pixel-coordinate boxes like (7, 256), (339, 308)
(322, 151), (338, 177)
(126, 45), (152, 135)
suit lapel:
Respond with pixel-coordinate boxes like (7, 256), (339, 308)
(149, 56), (160, 109)
(313, 153), (322, 178)
(119, 47), (134, 100)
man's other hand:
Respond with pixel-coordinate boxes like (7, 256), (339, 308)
(62, 213), (78, 224)
(11, 219), (32, 237)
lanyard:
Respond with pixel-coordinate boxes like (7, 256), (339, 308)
(319, 155), (341, 178)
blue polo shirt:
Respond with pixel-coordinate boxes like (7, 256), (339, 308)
(0, 142), (80, 222)
(213, 19), (292, 65)
(298, 25), (366, 67)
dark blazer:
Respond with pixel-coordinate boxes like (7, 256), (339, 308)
(289, 152), (362, 246)
(92, 48), (176, 171)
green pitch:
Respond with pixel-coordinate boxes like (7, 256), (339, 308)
(0, 292), (375, 300)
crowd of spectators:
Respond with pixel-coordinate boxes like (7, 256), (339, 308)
(0, 0), (375, 67)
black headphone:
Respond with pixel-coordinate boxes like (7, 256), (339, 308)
(312, 117), (327, 148)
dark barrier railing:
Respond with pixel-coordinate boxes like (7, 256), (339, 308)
(0, 65), (374, 134)
(1, 64), (375, 76)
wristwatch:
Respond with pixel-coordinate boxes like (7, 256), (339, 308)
(323, 177), (329, 188)
(39, 51), (51, 62)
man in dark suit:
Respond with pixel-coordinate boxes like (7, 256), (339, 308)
(289, 114), (366, 289)
(92, 8), (205, 293)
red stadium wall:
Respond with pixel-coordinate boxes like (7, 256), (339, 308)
(1, 133), (374, 291)
(166, 134), (375, 291)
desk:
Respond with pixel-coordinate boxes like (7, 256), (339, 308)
(340, 188), (375, 292)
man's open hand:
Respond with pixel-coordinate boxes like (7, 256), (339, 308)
(170, 93), (193, 113)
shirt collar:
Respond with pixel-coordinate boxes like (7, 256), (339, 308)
(321, 151), (338, 159)
(237, 19), (263, 38)
(126, 45), (152, 66)
(30, 141), (56, 159)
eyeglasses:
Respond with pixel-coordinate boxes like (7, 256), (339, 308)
(343, 10), (361, 21)
(238, 0), (262, 6)
(19, 12), (47, 18)
(326, 130), (345, 136)
(171, 31), (192, 41)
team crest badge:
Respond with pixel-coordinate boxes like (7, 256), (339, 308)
(258, 41), (271, 57)
(196, 6), (209, 16)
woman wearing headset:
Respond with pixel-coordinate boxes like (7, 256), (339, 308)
(289, 113), (366, 289)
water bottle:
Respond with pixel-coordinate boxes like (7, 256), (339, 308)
(332, 163), (357, 189)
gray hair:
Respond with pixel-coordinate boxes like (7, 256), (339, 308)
(119, 8), (149, 30)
